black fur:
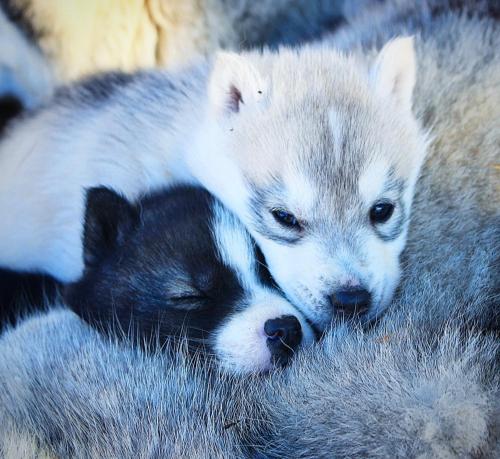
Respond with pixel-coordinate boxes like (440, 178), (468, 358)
(0, 267), (60, 328)
(65, 186), (248, 351)
(0, 94), (23, 134)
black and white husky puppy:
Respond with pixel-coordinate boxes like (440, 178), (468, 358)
(65, 185), (314, 374)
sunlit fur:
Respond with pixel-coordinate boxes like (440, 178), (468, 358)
(0, 0), (344, 82)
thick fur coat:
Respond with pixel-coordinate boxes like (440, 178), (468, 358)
(0, 0), (499, 457)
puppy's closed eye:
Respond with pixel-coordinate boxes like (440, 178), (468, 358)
(170, 294), (205, 308)
(166, 283), (207, 310)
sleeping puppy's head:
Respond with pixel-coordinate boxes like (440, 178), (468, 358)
(65, 186), (314, 374)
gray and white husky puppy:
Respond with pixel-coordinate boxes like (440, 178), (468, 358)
(0, 36), (428, 330)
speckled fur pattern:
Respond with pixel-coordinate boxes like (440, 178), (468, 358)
(0, 1), (499, 457)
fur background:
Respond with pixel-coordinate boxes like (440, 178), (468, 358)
(0, 0), (344, 81)
(0, 0), (499, 457)
(0, 0), (345, 120)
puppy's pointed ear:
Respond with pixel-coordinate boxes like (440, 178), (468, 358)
(83, 187), (139, 268)
(370, 37), (416, 110)
(208, 51), (267, 117)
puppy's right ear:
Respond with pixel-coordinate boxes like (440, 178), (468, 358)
(208, 51), (268, 117)
(83, 187), (139, 268)
(370, 37), (416, 111)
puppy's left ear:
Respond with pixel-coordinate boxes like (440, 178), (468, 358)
(370, 37), (416, 110)
(208, 51), (268, 117)
(83, 187), (139, 268)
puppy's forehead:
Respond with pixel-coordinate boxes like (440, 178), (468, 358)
(284, 109), (362, 213)
(241, 65), (419, 213)
(281, 167), (317, 211)
(358, 159), (391, 204)
(268, 108), (411, 234)
(247, 107), (368, 219)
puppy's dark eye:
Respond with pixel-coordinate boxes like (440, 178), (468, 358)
(271, 208), (301, 229)
(369, 202), (395, 224)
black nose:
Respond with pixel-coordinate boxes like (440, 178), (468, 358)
(264, 315), (302, 367)
(330, 287), (371, 316)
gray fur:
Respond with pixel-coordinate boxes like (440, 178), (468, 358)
(252, 225), (499, 457)
(329, 0), (500, 332)
(0, 281), (498, 458)
(1, 0), (499, 457)
(0, 5), (54, 110)
(0, 309), (256, 458)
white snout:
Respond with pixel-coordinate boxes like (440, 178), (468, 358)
(213, 289), (314, 374)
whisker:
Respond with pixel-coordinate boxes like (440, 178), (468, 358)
(278, 337), (295, 354)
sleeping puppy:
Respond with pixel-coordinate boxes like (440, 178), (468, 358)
(66, 185), (315, 373)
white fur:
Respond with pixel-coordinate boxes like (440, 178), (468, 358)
(211, 201), (256, 290)
(358, 158), (391, 205)
(0, 81), (193, 281)
(210, 202), (315, 372)
(208, 52), (269, 116)
(281, 169), (317, 218)
(370, 37), (416, 110)
(214, 289), (314, 374)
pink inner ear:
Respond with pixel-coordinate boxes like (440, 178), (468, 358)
(227, 85), (243, 113)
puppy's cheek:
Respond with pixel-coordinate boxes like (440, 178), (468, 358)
(363, 237), (403, 315)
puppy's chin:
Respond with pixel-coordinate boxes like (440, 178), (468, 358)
(216, 333), (275, 375)
(212, 293), (315, 374)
